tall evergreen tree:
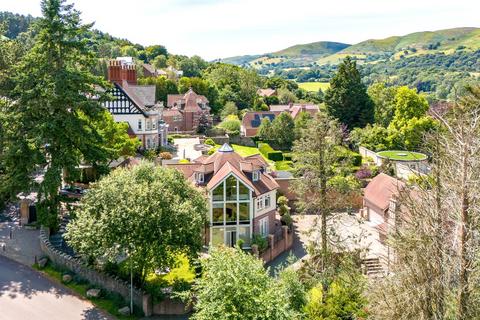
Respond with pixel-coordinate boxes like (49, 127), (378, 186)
(6, 0), (114, 228)
(324, 57), (374, 129)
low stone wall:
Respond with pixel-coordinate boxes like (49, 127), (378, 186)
(254, 226), (293, 264)
(39, 227), (191, 317)
(39, 227), (151, 316)
(359, 146), (381, 165)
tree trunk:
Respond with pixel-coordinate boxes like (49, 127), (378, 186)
(457, 142), (470, 319)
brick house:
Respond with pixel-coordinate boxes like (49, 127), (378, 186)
(257, 88), (277, 97)
(103, 59), (168, 149)
(167, 143), (279, 248)
(164, 89), (212, 133)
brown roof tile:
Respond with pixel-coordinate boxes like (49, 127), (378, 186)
(364, 173), (405, 211)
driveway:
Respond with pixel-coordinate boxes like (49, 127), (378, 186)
(0, 255), (111, 320)
(174, 138), (202, 161)
(267, 213), (388, 273)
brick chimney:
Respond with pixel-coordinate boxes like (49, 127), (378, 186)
(108, 60), (137, 86)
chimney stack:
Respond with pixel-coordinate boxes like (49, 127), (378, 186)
(108, 59), (137, 86)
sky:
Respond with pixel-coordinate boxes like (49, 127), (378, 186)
(1, 0), (479, 60)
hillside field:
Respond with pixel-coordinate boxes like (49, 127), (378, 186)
(298, 82), (330, 92)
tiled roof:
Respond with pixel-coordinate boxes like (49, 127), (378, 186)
(364, 173), (405, 211)
(168, 143), (278, 196)
(167, 89), (209, 108)
(257, 88), (276, 97)
(269, 104), (319, 119)
(242, 112), (277, 130)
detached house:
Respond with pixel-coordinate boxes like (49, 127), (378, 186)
(164, 89), (212, 133)
(361, 173), (405, 243)
(241, 104), (319, 137)
(168, 143), (279, 247)
(104, 59), (168, 149)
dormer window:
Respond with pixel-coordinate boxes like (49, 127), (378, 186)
(195, 172), (204, 184)
(252, 170), (260, 182)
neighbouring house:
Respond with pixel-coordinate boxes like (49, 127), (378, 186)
(361, 173), (405, 243)
(241, 104), (319, 137)
(164, 89), (212, 133)
(142, 63), (183, 79)
(257, 88), (277, 97)
(241, 112), (276, 137)
(269, 103), (319, 119)
(167, 143), (279, 248)
(103, 58), (168, 149)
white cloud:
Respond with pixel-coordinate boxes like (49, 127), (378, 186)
(1, 0), (479, 59)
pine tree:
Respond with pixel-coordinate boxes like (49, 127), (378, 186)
(7, 0), (112, 228)
(324, 56), (374, 129)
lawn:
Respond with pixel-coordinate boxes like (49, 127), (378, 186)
(377, 150), (427, 161)
(298, 82), (330, 92)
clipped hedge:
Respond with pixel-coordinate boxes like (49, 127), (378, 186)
(258, 143), (284, 161)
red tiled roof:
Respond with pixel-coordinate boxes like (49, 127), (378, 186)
(364, 173), (405, 211)
(169, 144), (278, 196)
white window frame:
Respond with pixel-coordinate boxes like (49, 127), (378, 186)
(138, 119), (143, 131)
(260, 217), (269, 237)
(256, 197), (263, 210)
(264, 195), (271, 209)
(252, 170), (259, 181)
(195, 172), (204, 184)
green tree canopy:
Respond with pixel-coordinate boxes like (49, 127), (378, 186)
(368, 82), (397, 127)
(220, 101), (238, 119)
(138, 76), (178, 103)
(271, 111), (295, 149)
(217, 115), (241, 136)
(65, 162), (207, 286)
(389, 86), (429, 130)
(5, 0), (118, 228)
(257, 117), (273, 141)
(324, 56), (374, 129)
(191, 246), (297, 320)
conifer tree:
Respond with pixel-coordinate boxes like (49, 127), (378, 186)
(324, 57), (374, 129)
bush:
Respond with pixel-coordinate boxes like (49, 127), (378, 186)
(251, 234), (268, 253)
(283, 153), (293, 161)
(159, 152), (172, 160)
(144, 149), (158, 161)
(204, 138), (215, 146)
(355, 166), (372, 179)
(179, 159), (190, 164)
(268, 151), (284, 161)
(277, 196), (289, 206)
(281, 212), (293, 227)
(207, 148), (216, 155)
(217, 115), (241, 136)
(259, 142), (284, 161)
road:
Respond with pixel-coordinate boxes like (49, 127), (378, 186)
(0, 255), (111, 320)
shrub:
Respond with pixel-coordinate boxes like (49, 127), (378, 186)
(204, 138), (215, 146)
(207, 147), (217, 155)
(277, 196), (289, 206)
(251, 234), (268, 253)
(144, 149), (158, 161)
(179, 159), (190, 164)
(281, 212), (293, 227)
(217, 115), (241, 136)
(355, 166), (372, 180)
(283, 153), (293, 161)
(259, 142), (284, 161)
(159, 152), (172, 160)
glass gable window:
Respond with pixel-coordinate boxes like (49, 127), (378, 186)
(239, 182), (250, 200)
(212, 203), (223, 225)
(225, 176), (237, 201)
(212, 183), (224, 202)
(225, 203), (237, 224)
(211, 227), (224, 246)
(238, 226), (251, 246)
(239, 203), (249, 223)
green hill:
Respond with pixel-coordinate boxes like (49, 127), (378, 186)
(342, 27), (480, 54)
(272, 41), (350, 57)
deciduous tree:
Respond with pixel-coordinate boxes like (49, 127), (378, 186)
(65, 162), (207, 286)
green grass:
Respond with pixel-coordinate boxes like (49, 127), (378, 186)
(377, 150), (427, 161)
(34, 263), (141, 320)
(298, 82), (330, 92)
(274, 161), (293, 171)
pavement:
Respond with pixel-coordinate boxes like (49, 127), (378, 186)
(267, 212), (388, 273)
(0, 255), (112, 320)
(173, 138), (202, 161)
(0, 204), (43, 267)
